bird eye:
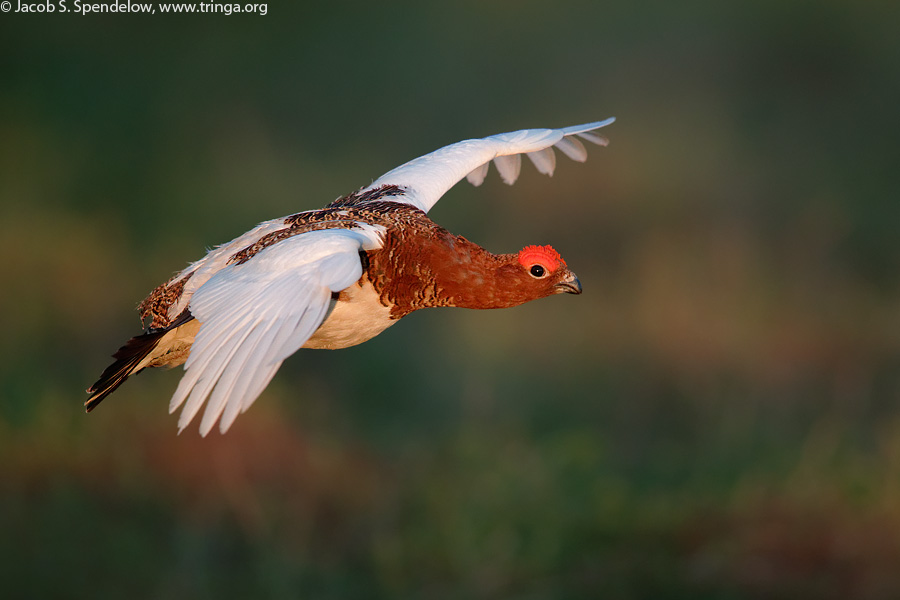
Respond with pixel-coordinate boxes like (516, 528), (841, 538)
(529, 264), (546, 278)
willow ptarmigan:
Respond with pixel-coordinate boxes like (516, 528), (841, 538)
(86, 118), (615, 435)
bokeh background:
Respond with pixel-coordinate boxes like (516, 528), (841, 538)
(2, 1), (900, 598)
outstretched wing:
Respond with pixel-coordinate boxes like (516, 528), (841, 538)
(361, 118), (615, 213)
(170, 226), (383, 436)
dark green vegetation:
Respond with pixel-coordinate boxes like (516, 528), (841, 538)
(2, 1), (900, 597)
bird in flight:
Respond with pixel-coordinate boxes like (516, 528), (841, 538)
(86, 118), (615, 435)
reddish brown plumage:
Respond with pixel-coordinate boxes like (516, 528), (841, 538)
(366, 207), (578, 316)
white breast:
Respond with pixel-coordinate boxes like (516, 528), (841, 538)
(302, 277), (396, 350)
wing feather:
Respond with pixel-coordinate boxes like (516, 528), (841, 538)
(169, 227), (382, 435)
(466, 162), (490, 187)
(553, 136), (588, 162)
(526, 147), (557, 176)
(361, 118), (614, 212)
(217, 331), (287, 431)
(197, 320), (274, 435)
(493, 153), (522, 185)
(574, 131), (610, 146)
(186, 322), (261, 434)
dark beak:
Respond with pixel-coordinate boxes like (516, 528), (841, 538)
(554, 269), (582, 295)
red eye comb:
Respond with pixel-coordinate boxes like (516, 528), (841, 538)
(517, 245), (565, 271)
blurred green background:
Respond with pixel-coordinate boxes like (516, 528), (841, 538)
(2, 1), (900, 598)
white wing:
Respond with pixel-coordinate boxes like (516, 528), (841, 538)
(362, 118), (615, 213)
(169, 226), (383, 436)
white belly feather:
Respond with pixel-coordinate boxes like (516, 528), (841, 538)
(302, 277), (395, 350)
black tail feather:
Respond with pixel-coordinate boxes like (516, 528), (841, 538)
(85, 329), (168, 412)
(85, 311), (194, 412)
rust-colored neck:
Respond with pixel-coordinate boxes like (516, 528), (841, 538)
(368, 218), (553, 318)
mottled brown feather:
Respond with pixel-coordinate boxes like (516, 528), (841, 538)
(139, 271), (193, 329)
(326, 184), (406, 208)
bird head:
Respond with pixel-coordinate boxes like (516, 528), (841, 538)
(471, 244), (582, 309)
(515, 244), (582, 296)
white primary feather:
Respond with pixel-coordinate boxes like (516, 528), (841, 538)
(525, 147), (557, 176)
(492, 154), (522, 185)
(169, 227), (384, 435)
(553, 136), (588, 162)
(573, 131), (609, 146)
(362, 118), (614, 213)
(465, 162), (490, 187)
